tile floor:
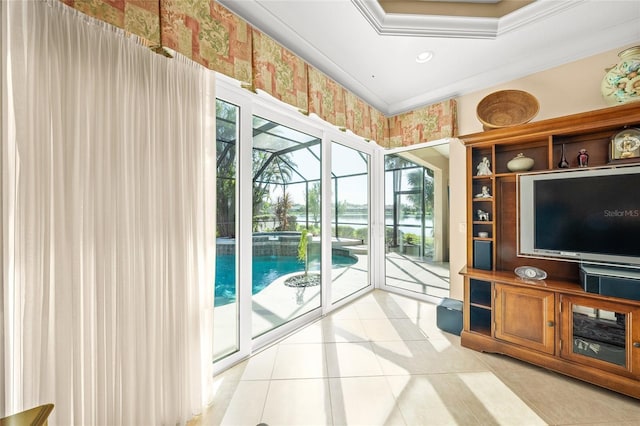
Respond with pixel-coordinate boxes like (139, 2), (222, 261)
(197, 290), (640, 425)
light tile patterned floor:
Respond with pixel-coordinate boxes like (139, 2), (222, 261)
(196, 290), (640, 425)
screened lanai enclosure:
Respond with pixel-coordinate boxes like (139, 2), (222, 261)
(216, 102), (370, 246)
(214, 99), (372, 360)
(384, 154), (435, 259)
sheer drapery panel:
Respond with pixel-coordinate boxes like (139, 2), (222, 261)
(2, 1), (215, 424)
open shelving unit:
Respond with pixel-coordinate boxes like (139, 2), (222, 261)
(459, 102), (640, 400)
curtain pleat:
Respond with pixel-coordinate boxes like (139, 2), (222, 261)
(2, 1), (215, 424)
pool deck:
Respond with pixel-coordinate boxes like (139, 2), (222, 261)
(384, 251), (450, 299)
(213, 251), (369, 358)
(213, 249), (450, 360)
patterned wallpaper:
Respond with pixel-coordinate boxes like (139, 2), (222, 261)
(60, 0), (457, 147)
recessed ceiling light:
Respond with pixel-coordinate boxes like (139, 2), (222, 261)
(416, 51), (433, 63)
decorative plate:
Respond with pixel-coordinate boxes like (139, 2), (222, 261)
(514, 266), (547, 280)
(600, 46), (640, 106)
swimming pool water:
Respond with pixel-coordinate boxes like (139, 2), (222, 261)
(215, 254), (357, 306)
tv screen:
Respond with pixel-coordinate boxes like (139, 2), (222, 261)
(519, 166), (640, 266)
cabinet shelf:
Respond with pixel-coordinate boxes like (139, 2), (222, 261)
(469, 324), (491, 336)
(472, 237), (493, 242)
(494, 171), (537, 178)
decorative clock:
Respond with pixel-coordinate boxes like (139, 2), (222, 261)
(610, 128), (640, 163)
(514, 266), (547, 281)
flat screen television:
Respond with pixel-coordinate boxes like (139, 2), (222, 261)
(518, 165), (640, 267)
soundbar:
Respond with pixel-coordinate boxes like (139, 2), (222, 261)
(579, 263), (640, 302)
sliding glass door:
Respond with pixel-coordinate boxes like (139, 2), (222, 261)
(330, 141), (370, 303)
(213, 79), (378, 370)
(214, 99), (240, 361)
(251, 116), (322, 337)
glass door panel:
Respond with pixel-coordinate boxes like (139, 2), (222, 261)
(214, 99), (239, 361)
(330, 142), (370, 303)
(251, 116), (322, 337)
(560, 295), (640, 376)
(571, 304), (626, 367)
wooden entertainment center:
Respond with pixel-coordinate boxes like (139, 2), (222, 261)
(459, 102), (640, 399)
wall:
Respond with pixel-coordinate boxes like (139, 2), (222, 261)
(432, 153), (450, 263)
(447, 43), (638, 300)
(424, 149), (450, 262)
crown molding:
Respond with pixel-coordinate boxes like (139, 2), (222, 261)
(351, 0), (497, 38)
(497, 0), (580, 35)
(351, 0), (580, 39)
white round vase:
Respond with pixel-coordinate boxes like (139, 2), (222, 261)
(507, 153), (534, 172)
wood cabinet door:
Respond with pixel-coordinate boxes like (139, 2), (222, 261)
(495, 284), (556, 355)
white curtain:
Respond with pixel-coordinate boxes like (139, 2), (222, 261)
(2, 1), (215, 424)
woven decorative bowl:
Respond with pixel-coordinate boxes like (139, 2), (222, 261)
(476, 90), (539, 130)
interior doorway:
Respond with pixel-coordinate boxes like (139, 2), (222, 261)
(383, 141), (450, 302)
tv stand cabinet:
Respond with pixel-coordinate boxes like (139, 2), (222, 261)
(459, 103), (640, 400)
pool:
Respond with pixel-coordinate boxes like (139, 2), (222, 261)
(215, 253), (357, 306)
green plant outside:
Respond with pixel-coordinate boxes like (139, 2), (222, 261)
(403, 233), (419, 245)
(297, 229), (309, 276)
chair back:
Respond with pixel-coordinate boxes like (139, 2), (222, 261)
(0, 404), (55, 426)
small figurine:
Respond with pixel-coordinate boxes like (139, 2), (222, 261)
(477, 209), (490, 221)
(577, 148), (589, 167)
(476, 157), (492, 176)
(475, 185), (492, 198)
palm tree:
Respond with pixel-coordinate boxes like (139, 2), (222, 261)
(275, 189), (294, 231)
(305, 182), (321, 226)
(253, 151), (296, 231)
(216, 100), (238, 237)
(406, 168), (434, 215)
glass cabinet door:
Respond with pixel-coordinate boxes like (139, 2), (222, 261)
(561, 295), (639, 376)
(571, 304), (626, 367)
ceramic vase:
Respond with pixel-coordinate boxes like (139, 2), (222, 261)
(558, 144), (569, 168)
(507, 153), (534, 172)
(601, 46), (640, 106)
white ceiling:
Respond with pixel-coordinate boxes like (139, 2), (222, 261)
(218, 0), (640, 116)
